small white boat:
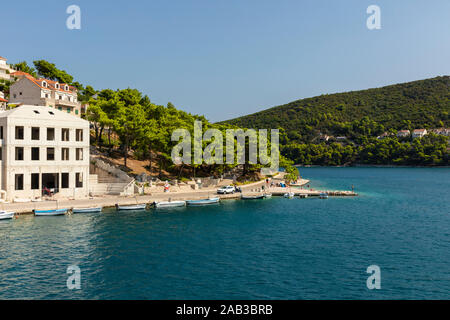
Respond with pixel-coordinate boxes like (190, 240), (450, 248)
(241, 194), (265, 200)
(72, 206), (103, 214)
(0, 211), (15, 220)
(284, 192), (295, 199)
(34, 208), (68, 216)
(186, 198), (220, 206)
(298, 194), (308, 198)
(319, 193), (329, 199)
(263, 193), (272, 199)
(116, 204), (147, 211)
(154, 200), (186, 208)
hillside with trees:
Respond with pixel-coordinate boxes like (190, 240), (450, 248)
(223, 77), (450, 166)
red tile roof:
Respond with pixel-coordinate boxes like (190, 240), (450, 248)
(0, 97), (8, 102)
(12, 71), (77, 93)
(0, 56), (6, 61)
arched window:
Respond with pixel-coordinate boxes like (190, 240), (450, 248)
(42, 81), (47, 88)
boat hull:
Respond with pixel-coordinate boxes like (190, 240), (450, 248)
(117, 204), (147, 211)
(34, 209), (68, 216)
(186, 198), (220, 206)
(241, 195), (265, 200)
(72, 207), (103, 214)
(154, 201), (186, 208)
(0, 211), (15, 220)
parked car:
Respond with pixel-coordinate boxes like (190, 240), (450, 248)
(217, 185), (235, 194)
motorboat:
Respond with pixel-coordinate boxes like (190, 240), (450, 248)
(241, 194), (265, 200)
(154, 200), (186, 208)
(34, 208), (68, 216)
(116, 204), (147, 211)
(0, 211), (15, 220)
(72, 206), (103, 214)
(319, 193), (329, 199)
(186, 198), (220, 206)
(284, 192), (295, 199)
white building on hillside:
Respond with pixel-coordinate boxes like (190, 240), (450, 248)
(0, 105), (90, 202)
(412, 129), (427, 139)
(0, 56), (14, 81)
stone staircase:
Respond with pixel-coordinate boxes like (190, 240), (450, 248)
(89, 157), (135, 196)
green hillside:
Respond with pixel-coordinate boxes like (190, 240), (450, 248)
(222, 76), (450, 166)
(223, 76), (450, 142)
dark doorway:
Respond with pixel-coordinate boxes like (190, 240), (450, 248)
(42, 173), (59, 192)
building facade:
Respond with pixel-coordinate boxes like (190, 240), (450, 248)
(0, 56), (14, 81)
(412, 129), (427, 139)
(9, 72), (82, 116)
(0, 105), (90, 202)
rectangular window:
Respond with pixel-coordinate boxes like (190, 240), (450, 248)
(76, 172), (83, 188)
(76, 148), (83, 161)
(15, 174), (24, 190)
(15, 126), (24, 140)
(61, 173), (69, 189)
(0, 126), (3, 139)
(31, 173), (39, 190)
(15, 147), (24, 161)
(62, 148), (69, 160)
(31, 147), (40, 161)
(47, 147), (55, 160)
(47, 128), (55, 141)
(31, 127), (40, 140)
(67, 107), (71, 113)
(76, 129), (83, 141)
(61, 128), (70, 141)
(0, 147), (2, 160)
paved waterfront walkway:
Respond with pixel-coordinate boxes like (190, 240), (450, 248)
(2, 174), (356, 215)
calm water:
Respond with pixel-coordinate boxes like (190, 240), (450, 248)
(0, 167), (449, 299)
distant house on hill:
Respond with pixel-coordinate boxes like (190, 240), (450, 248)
(9, 71), (82, 116)
(431, 128), (450, 137)
(318, 134), (331, 142)
(335, 136), (347, 142)
(397, 130), (410, 138)
(412, 129), (427, 139)
(377, 132), (393, 140)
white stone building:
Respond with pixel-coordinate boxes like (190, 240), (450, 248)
(0, 56), (14, 81)
(9, 71), (82, 116)
(0, 105), (90, 202)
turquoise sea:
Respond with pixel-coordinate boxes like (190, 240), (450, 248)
(0, 167), (449, 299)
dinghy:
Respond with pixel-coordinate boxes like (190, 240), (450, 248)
(263, 194), (272, 199)
(186, 198), (220, 206)
(72, 206), (103, 214)
(241, 195), (265, 200)
(154, 200), (186, 208)
(34, 208), (68, 216)
(116, 204), (147, 211)
(0, 211), (15, 220)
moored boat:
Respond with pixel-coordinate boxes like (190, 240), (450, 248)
(186, 198), (220, 206)
(0, 211), (15, 220)
(298, 194), (308, 198)
(284, 192), (295, 199)
(241, 194), (265, 200)
(72, 206), (103, 214)
(154, 200), (186, 208)
(263, 193), (272, 199)
(116, 204), (147, 211)
(34, 208), (68, 216)
(319, 193), (329, 199)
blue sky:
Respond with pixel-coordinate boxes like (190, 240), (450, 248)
(1, 0), (449, 122)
